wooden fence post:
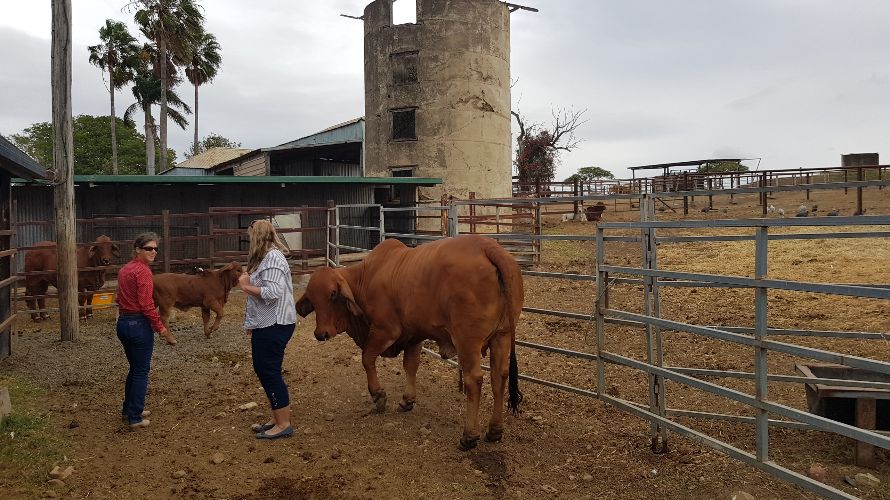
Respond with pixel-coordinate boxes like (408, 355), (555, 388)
(52, 0), (79, 342)
(856, 167), (864, 215)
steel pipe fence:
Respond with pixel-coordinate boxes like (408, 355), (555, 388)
(593, 206), (890, 499)
(318, 193), (890, 497)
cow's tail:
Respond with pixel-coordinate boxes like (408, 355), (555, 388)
(484, 241), (524, 415)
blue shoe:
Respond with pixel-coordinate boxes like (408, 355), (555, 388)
(256, 425), (293, 440)
(250, 422), (274, 433)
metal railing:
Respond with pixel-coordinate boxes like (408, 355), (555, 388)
(593, 199), (890, 499)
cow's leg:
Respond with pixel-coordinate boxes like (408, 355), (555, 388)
(84, 292), (94, 319)
(206, 301), (225, 337)
(25, 281), (40, 321)
(457, 345), (484, 451)
(158, 305), (170, 330)
(37, 282), (49, 321)
(201, 308), (212, 338)
(485, 333), (512, 443)
(399, 343), (422, 412)
(362, 328), (397, 413)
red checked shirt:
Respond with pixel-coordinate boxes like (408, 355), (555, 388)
(116, 258), (165, 333)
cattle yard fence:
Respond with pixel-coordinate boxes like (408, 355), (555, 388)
(12, 206), (330, 317)
(328, 186), (890, 499)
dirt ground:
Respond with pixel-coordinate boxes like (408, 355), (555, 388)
(1, 186), (889, 499)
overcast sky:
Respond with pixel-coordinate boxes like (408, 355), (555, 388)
(1, 1), (888, 179)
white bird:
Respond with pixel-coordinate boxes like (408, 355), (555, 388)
(777, 208), (785, 217)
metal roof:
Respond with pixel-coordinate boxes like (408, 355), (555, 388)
(0, 134), (47, 180)
(175, 147), (253, 169)
(13, 174), (441, 186)
(269, 117), (364, 151)
(627, 158), (753, 171)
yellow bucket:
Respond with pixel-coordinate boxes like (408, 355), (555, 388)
(91, 293), (114, 310)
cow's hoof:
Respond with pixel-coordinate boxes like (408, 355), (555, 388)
(485, 429), (503, 443)
(458, 436), (479, 451)
(398, 399), (415, 412)
(372, 391), (387, 413)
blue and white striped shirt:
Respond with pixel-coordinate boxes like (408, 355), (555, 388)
(243, 249), (297, 330)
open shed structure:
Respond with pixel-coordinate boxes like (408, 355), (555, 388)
(12, 174), (440, 273)
(0, 136), (46, 359)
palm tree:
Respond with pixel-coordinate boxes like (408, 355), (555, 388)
(87, 20), (140, 175)
(183, 31), (221, 156)
(128, 0), (204, 173)
(125, 45), (192, 174)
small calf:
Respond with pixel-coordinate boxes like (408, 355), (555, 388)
(152, 262), (242, 338)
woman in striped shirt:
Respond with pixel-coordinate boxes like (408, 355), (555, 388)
(238, 219), (297, 439)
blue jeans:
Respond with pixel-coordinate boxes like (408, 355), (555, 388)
(251, 323), (295, 410)
(117, 314), (154, 424)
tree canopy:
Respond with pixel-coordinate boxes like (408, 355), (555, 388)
(10, 115), (175, 175)
(185, 132), (241, 159)
(565, 166), (614, 183)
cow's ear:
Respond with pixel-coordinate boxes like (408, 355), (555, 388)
(111, 244), (121, 258)
(295, 295), (314, 317)
(337, 280), (364, 318)
(88, 245), (98, 259)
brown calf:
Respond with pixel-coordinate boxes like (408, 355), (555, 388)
(24, 235), (121, 321)
(152, 262), (242, 338)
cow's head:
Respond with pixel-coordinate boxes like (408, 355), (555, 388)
(296, 267), (363, 342)
(220, 261), (243, 287)
(89, 235), (120, 266)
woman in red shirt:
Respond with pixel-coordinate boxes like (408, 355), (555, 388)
(115, 232), (174, 429)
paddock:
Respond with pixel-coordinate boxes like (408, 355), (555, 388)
(1, 183), (889, 499)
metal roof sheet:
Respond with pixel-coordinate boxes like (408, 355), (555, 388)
(13, 174), (441, 186)
(176, 147), (253, 169)
(628, 158), (753, 171)
(0, 135), (47, 180)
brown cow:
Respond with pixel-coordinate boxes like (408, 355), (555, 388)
(296, 235), (524, 451)
(24, 235), (121, 321)
(152, 262), (242, 339)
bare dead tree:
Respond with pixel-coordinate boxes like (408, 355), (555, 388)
(511, 106), (587, 186)
(548, 107), (586, 152)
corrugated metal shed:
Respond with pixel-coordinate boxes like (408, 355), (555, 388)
(0, 135), (45, 359)
(210, 118), (366, 176)
(270, 117), (364, 150)
(12, 175), (440, 269)
(0, 135), (47, 180)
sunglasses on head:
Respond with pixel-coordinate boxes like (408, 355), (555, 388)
(141, 246), (158, 252)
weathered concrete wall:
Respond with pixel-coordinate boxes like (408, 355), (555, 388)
(363, 0), (512, 204)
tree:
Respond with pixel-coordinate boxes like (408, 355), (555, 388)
(87, 19), (140, 174)
(512, 107), (586, 187)
(565, 166), (614, 183)
(185, 132), (241, 159)
(128, 0), (204, 173)
(124, 43), (191, 174)
(11, 115), (175, 175)
(699, 160), (749, 173)
(183, 31), (221, 154)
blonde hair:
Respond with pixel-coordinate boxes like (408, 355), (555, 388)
(246, 219), (289, 273)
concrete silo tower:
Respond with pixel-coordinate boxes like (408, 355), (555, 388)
(363, 0), (513, 203)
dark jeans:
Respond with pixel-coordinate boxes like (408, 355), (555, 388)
(251, 323), (295, 410)
(117, 314), (154, 424)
